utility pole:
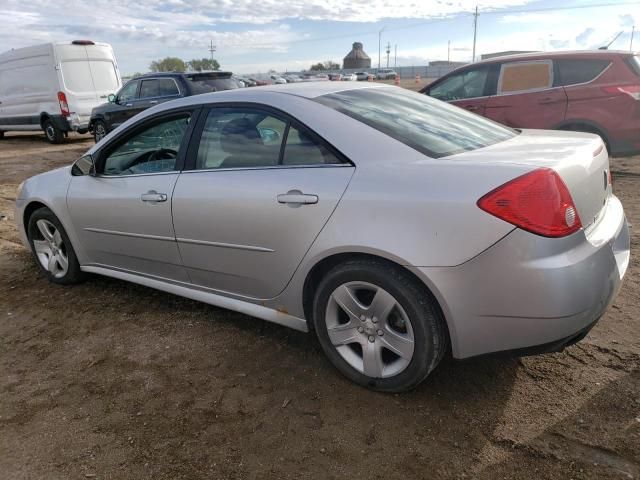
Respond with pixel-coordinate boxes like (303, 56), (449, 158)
(208, 40), (216, 63)
(386, 42), (391, 68)
(472, 5), (479, 63)
(394, 44), (397, 68)
(378, 27), (385, 71)
(447, 40), (451, 65)
(632, 25), (635, 52)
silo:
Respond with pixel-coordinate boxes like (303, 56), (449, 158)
(343, 42), (371, 69)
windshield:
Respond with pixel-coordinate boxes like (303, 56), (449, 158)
(185, 74), (239, 94)
(61, 60), (119, 93)
(314, 87), (516, 158)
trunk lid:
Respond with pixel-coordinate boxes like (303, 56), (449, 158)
(451, 129), (610, 230)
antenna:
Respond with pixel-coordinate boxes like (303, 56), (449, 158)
(599, 31), (623, 50)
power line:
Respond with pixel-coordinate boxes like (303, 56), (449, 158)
(222, 1), (640, 48)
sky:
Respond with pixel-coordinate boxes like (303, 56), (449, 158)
(0, 0), (638, 75)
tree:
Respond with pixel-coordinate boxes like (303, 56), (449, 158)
(309, 60), (341, 71)
(149, 57), (186, 72)
(186, 58), (220, 71)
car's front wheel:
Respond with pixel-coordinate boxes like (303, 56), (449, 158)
(93, 120), (108, 143)
(27, 207), (85, 285)
(313, 259), (447, 392)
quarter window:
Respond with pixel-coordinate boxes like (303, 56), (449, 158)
(498, 61), (552, 94)
(554, 59), (610, 86)
(102, 115), (190, 176)
(429, 67), (490, 101)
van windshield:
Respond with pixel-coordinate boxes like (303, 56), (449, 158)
(314, 87), (516, 158)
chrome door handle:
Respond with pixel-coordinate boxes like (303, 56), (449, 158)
(125, 103), (132, 107)
(141, 191), (167, 203)
(150, 100), (158, 105)
(277, 190), (318, 205)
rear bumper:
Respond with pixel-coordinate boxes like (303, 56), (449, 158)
(414, 194), (630, 359)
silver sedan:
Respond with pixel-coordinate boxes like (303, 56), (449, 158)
(15, 83), (630, 391)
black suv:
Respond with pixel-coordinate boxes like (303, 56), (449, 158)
(89, 71), (240, 142)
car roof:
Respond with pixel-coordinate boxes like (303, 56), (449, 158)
(475, 49), (632, 65)
(129, 71), (234, 80)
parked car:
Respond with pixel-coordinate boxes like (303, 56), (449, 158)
(249, 77), (269, 86)
(328, 73), (342, 81)
(422, 50), (640, 156)
(377, 68), (397, 79)
(270, 75), (287, 84)
(16, 83), (629, 392)
(283, 75), (302, 83)
(355, 72), (373, 81)
(0, 40), (121, 143)
(342, 73), (358, 81)
(89, 71), (239, 142)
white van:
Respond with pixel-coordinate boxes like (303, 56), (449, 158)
(0, 41), (122, 143)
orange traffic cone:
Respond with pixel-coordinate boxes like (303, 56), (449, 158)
(394, 74), (400, 86)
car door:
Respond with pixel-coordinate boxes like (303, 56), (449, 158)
(172, 105), (355, 299)
(425, 65), (495, 115)
(107, 79), (141, 129)
(484, 59), (567, 128)
(67, 108), (199, 282)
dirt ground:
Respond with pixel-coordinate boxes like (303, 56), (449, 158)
(0, 131), (638, 480)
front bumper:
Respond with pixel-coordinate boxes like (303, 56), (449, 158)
(414, 194), (630, 359)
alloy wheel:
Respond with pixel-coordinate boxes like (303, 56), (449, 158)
(32, 219), (69, 278)
(325, 281), (415, 378)
(95, 123), (106, 141)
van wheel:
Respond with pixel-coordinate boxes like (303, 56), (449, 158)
(93, 120), (108, 143)
(43, 119), (64, 144)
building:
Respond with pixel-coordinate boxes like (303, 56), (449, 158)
(343, 42), (371, 69)
(480, 50), (538, 60)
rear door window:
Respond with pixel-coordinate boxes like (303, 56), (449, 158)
(498, 61), (552, 94)
(156, 78), (180, 96)
(554, 59), (610, 86)
(61, 61), (94, 93)
(88, 61), (120, 92)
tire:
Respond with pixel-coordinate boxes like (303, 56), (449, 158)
(312, 259), (447, 392)
(43, 119), (64, 144)
(93, 120), (108, 143)
(27, 207), (85, 285)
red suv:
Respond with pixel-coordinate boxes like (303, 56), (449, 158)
(422, 50), (640, 156)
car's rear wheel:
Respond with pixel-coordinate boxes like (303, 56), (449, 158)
(27, 207), (85, 285)
(93, 120), (108, 143)
(313, 259), (447, 392)
(43, 119), (64, 144)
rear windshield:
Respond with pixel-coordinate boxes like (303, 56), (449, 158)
(314, 87), (516, 158)
(627, 55), (640, 76)
(185, 74), (240, 94)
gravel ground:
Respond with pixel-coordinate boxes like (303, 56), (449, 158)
(0, 132), (638, 480)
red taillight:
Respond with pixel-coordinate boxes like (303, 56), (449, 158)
(57, 91), (70, 117)
(601, 84), (640, 99)
(477, 168), (582, 238)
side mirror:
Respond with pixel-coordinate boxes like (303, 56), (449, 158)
(108, 94), (117, 103)
(71, 154), (96, 176)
